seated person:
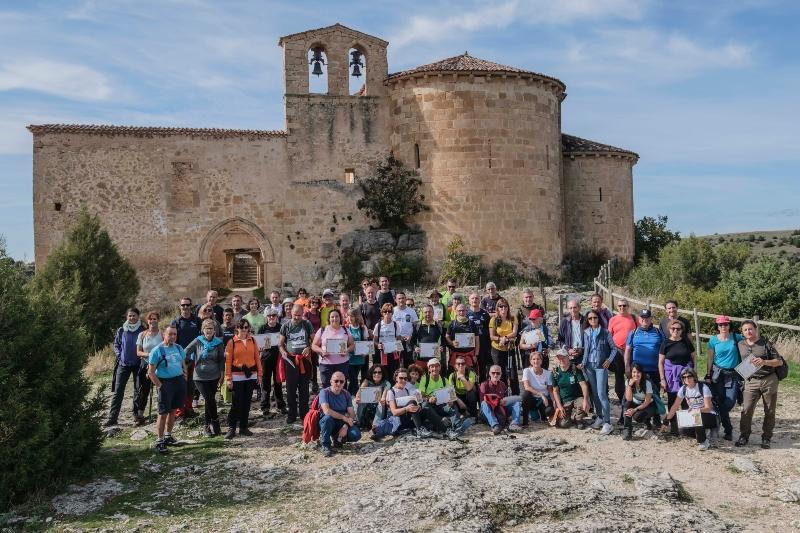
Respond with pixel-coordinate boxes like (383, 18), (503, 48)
(372, 368), (443, 439)
(520, 351), (555, 425)
(406, 365), (421, 394)
(318, 371), (361, 457)
(448, 356), (479, 418)
(622, 362), (658, 440)
(662, 368), (717, 451)
(479, 364), (522, 435)
(550, 349), (590, 429)
(417, 359), (454, 420)
(354, 365), (391, 429)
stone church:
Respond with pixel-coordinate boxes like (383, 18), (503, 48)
(30, 24), (638, 307)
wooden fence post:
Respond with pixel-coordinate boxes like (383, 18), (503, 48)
(693, 307), (701, 354)
(609, 286), (615, 311)
(646, 298), (652, 312)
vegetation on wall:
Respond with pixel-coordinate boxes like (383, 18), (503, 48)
(439, 236), (486, 286)
(356, 155), (429, 233)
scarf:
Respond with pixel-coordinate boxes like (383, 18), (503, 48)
(196, 335), (222, 359)
(123, 320), (142, 332)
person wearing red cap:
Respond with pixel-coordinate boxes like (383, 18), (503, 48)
(706, 315), (744, 441)
(519, 308), (552, 370)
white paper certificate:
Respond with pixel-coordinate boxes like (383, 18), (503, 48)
(419, 343), (438, 359)
(325, 339), (347, 354)
(454, 333), (475, 348)
(395, 395), (415, 407)
(433, 307), (444, 321)
(359, 386), (381, 404)
(354, 341), (374, 356)
(268, 333), (280, 347)
(676, 410), (703, 428)
(434, 386), (457, 404)
(253, 334), (268, 349)
(383, 340), (400, 353)
(523, 329), (545, 345)
(735, 355), (759, 380)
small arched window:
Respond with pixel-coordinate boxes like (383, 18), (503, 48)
(348, 47), (366, 95)
(308, 46), (328, 94)
(414, 143), (420, 169)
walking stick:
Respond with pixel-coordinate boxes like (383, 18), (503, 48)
(148, 383), (153, 418)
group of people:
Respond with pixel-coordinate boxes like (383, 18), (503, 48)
(106, 277), (787, 455)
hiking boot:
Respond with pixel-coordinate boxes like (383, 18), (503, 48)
(278, 406), (288, 415)
(697, 439), (711, 451)
(224, 429), (236, 440)
(599, 423), (614, 436)
(623, 427), (633, 441)
(154, 440), (168, 454)
(134, 415), (146, 427)
(723, 431), (733, 441)
(492, 425), (502, 435)
(321, 446), (333, 458)
(211, 420), (221, 436)
(761, 438), (771, 450)
(240, 428), (254, 437)
(163, 434), (178, 446)
(202, 425), (213, 438)
(415, 427), (433, 439)
(508, 424), (522, 433)
(103, 419), (118, 428)
(735, 435), (748, 447)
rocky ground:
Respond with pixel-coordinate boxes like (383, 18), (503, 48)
(4, 381), (799, 533)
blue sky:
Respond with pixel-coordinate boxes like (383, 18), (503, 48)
(1, 0), (798, 260)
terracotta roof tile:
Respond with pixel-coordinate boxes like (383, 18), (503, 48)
(27, 124), (286, 139)
(388, 53), (565, 88)
(561, 133), (638, 160)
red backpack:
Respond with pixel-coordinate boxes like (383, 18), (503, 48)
(302, 395), (321, 444)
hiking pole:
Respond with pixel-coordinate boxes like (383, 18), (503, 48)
(148, 382), (153, 418)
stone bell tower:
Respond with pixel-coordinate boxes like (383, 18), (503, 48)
(278, 23), (391, 183)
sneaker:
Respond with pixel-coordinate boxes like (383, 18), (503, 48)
(590, 418), (604, 430)
(224, 429), (236, 440)
(415, 427), (433, 439)
(154, 440), (168, 453)
(735, 435), (748, 447)
(492, 425), (502, 435)
(332, 437), (343, 448)
(202, 426), (213, 438)
(240, 428), (254, 437)
(760, 438), (771, 450)
(710, 427), (720, 440)
(508, 424), (522, 433)
(599, 423), (614, 436)
(698, 439), (711, 451)
(163, 434), (178, 446)
(445, 429), (462, 440)
(321, 446), (333, 458)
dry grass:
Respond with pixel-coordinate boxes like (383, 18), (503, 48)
(774, 333), (800, 364)
(83, 344), (116, 380)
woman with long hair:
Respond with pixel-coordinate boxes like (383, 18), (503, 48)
(185, 319), (225, 437)
(488, 297), (518, 392)
(313, 309), (355, 389)
(224, 319), (262, 439)
(135, 310), (162, 426)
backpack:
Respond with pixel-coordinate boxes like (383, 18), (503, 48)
(302, 395), (321, 444)
(765, 342), (789, 381)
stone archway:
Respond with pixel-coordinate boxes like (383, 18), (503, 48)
(198, 217), (275, 290)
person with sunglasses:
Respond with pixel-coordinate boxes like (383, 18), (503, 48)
(662, 368), (717, 451)
(318, 371), (361, 457)
(354, 365), (391, 429)
(446, 303), (480, 374)
(658, 319), (696, 436)
(706, 315), (743, 441)
(279, 305), (314, 425)
(304, 295), (323, 393)
(197, 304), (223, 338)
(372, 368), (437, 440)
(257, 307), (287, 418)
(448, 356), (479, 417)
(489, 297), (518, 392)
(357, 278), (371, 305)
(479, 364), (523, 435)
(580, 310), (618, 435)
(441, 279), (457, 308)
(374, 303), (402, 379)
(171, 297), (202, 421)
(294, 288), (310, 310)
(608, 298), (637, 420)
(224, 319), (262, 439)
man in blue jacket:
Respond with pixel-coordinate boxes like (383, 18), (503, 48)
(105, 308), (146, 426)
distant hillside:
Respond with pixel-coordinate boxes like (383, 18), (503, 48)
(700, 228), (800, 259)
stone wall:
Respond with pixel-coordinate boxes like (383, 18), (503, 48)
(388, 74), (565, 273)
(339, 228), (426, 276)
(562, 155), (635, 261)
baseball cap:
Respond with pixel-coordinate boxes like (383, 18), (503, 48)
(427, 359), (441, 367)
(555, 347), (569, 358)
(528, 309), (543, 319)
(322, 288), (334, 297)
(639, 309), (652, 319)
(715, 315), (731, 325)
(265, 307), (279, 316)
(282, 297), (295, 305)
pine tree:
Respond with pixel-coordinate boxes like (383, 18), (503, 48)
(0, 240), (104, 510)
(34, 210), (140, 347)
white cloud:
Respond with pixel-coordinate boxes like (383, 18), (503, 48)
(391, 0), (646, 47)
(0, 60), (112, 101)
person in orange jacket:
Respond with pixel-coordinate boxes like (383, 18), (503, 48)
(225, 318), (262, 439)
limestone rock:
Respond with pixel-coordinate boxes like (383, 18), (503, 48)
(732, 456), (761, 474)
(52, 479), (128, 516)
(776, 480), (800, 503)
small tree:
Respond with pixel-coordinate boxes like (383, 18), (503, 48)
(438, 236), (485, 286)
(0, 241), (104, 510)
(356, 155), (428, 232)
(34, 210), (140, 347)
(634, 215), (680, 264)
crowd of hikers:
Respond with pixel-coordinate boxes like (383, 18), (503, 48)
(106, 276), (788, 456)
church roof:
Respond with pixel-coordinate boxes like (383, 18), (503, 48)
(562, 133), (638, 161)
(27, 124), (287, 139)
(278, 23), (388, 46)
(387, 53), (565, 89)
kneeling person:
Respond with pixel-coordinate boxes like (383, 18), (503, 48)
(551, 349), (590, 429)
(479, 365), (522, 435)
(319, 371), (361, 457)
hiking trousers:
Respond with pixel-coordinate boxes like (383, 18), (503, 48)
(260, 351), (285, 413)
(284, 357), (312, 423)
(108, 362), (147, 422)
(195, 379), (219, 426)
(740, 373), (779, 440)
(228, 379), (256, 432)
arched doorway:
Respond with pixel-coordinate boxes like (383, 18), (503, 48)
(198, 217), (275, 291)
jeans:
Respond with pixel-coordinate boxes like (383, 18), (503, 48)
(711, 369), (739, 435)
(319, 415), (362, 448)
(319, 362), (351, 390)
(260, 351), (285, 412)
(644, 370), (663, 427)
(480, 400), (521, 427)
(583, 362), (611, 424)
(228, 379), (256, 432)
(108, 362), (147, 422)
(284, 356), (311, 423)
(194, 379), (219, 426)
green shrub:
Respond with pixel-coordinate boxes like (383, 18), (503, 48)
(561, 247), (608, 284)
(33, 210), (139, 347)
(0, 241), (104, 510)
(763, 241), (775, 248)
(714, 242), (751, 272)
(376, 254), (426, 289)
(634, 215), (680, 264)
(757, 235), (766, 241)
(356, 155), (428, 233)
(438, 236), (485, 286)
(719, 257), (800, 326)
(489, 260), (518, 290)
(627, 237), (720, 294)
(340, 254), (364, 292)
(748, 234), (756, 242)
